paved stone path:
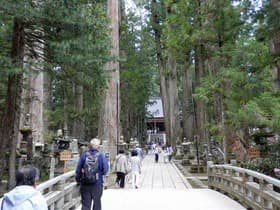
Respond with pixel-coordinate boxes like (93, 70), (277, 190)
(138, 153), (192, 189)
(77, 154), (246, 210)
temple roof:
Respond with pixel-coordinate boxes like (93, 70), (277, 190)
(146, 97), (164, 118)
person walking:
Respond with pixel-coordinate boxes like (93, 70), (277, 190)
(130, 150), (141, 189)
(163, 146), (169, 163)
(75, 138), (109, 210)
(135, 144), (143, 163)
(154, 145), (160, 163)
(0, 165), (48, 210)
(167, 144), (173, 162)
(114, 149), (129, 188)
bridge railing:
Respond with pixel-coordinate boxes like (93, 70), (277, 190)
(37, 170), (80, 210)
(208, 163), (280, 210)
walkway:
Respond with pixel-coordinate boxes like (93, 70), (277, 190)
(78, 154), (246, 210)
(138, 153), (191, 189)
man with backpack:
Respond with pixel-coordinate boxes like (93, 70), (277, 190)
(75, 138), (109, 210)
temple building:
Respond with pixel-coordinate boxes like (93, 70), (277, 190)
(146, 97), (166, 145)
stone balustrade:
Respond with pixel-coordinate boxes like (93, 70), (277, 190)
(208, 164), (280, 210)
(37, 170), (80, 210)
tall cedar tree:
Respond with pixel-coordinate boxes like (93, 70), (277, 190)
(0, 0), (109, 187)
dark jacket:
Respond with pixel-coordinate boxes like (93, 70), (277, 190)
(75, 149), (109, 185)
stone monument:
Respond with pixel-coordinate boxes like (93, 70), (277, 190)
(181, 138), (192, 166)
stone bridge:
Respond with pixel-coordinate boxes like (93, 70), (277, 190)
(37, 154), (280, 210)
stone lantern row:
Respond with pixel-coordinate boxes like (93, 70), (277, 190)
(115, 136), (139, 153)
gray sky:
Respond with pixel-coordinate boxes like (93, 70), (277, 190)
(124, 0), (148, 21)
(125, 0), (136, 12)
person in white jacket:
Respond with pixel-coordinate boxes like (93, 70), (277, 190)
(0, 165), (48, 210)
(130, 150), (141, 189)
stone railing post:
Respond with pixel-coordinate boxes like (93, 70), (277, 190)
(55, 179), (65, 210)
(230, 159), (237, 166)
(64, 190), (72, 205)
(259, 178), (274, 209)
(207, 161), (214, 185)
(260, 178), (273, 191)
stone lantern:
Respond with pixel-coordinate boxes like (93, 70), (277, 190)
(20, 113), (33, 161)
(181, 138), (192, 166)
(129, 137), (138, 149)
(182, 139), (191, 155)
(117, 136), (126, 153)
(174, 138), (183, 160)
(20, 128), (33, 160)
(133, 138), (138, 147)
(129, 137), (134, 149)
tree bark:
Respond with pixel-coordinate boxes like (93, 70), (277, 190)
(0, 18), (25, 188)
(21, 27), (45, 147)
(194, 45), (207, 158)
(193, 0), (207, 155)
(43, 70), (52, 137)
(72, 83), (85, 139)
(269, 0), (280, 91)
(151, 0), (170, 144)
(182, 59), (194, 141)
(160, 70), (170, 143)
(271, 40), (280, 91)
(98, 0), (120, 158)
(167, 55), (181, 147)
(165, 2), (181, 147)
(63, 83), (69, 136)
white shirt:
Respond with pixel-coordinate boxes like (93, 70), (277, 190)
(130, 156), (141, 173)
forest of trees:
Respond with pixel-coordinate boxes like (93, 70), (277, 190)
(126, 0), (279, 159)
(144, 0), (279, 175)
(0, 0), (279, 187)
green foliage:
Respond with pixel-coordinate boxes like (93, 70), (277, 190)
(242, 157), (280, 178)
(194, 31), (275, 135)
(162, 0), (197, 60)
(0, 1), (110, 139)
(255, 0), (280, 41)
(0, 0), (278, 152)
(45, 1), (109, 137)
(223, 40), (275, 130)
(120, 9), (158, 140)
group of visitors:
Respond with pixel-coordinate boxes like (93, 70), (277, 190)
(0, 139), (173, 210)
(114, 145), (142, 189)
(153, 144), (173, 163)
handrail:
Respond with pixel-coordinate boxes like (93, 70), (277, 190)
(37, 170), (80, 210)
(208, 163), (280, 210)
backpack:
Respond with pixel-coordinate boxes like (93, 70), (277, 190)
(81, 151), (99, 184)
